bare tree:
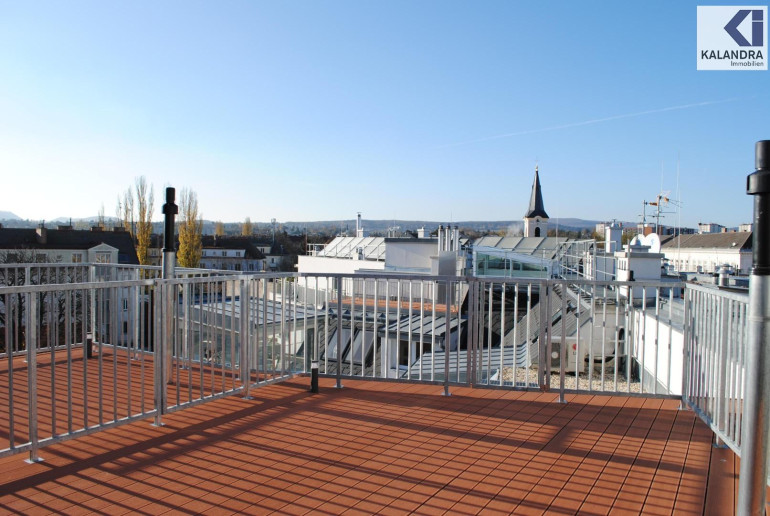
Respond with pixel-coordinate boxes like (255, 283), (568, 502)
(135, 177), (154, 265)
(242, 217), (253, 236)
(121, 188), (134, 235)
(214, 221), (225, 236)
(177, 188), (202, 268)
(97, 204), (106, 229)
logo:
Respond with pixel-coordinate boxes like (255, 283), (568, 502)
(725, 9), (763, 46)
(697, 6), (767, 70)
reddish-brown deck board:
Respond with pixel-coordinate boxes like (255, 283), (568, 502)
(0, 350), (751, 515)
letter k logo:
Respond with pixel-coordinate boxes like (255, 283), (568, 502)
(724, 9), (764, 47)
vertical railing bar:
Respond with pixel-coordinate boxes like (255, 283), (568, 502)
(640, 286), (646, 394)
(429, 280), (434, 382)
(575, 281), (581, 388)
(125, 286), (133, 417)
(653, 288), (660, 396)
(396, 281), (401, 379)
(323, 280), (328, 374)
(49, 289), (57, 436)
(111, 286), (119, 422)
(407, 281), (412, 382)
(545, 281), (552, 391)
(197, 282), (204, 399)
(183, 283), (191, 404)
(98, 288), (104, 426)
(336, 288), (343, 388)
(526, 283), (532, 388)
(6, 294), (15, 449)
(26, 292), (41, 462)
(513, 283), (519, 388)
(66, 289), (73, 434)
(301, 276), (307, 374)
(559, 280), (567, 403)
(587, 281), (594, 392)
(443, 279), (451, 396)
(419, 281), (424, 382)
(271, 278), (277, 381)
(667, 288), (673, 397)
(372, 279), (378, 379)
(83, 287), (90, 428)
(499, 283), (506, 387)
(453, 281), (460, 385)
(139, 283), (146, 414)
(600, 284), (607, 391)
(487, 282), (493, 386)
(626, 287), (633, 394)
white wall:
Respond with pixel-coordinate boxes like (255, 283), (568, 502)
(384, 241), (435, 270)
(662, 248), (750, 274)
(631, 311), (683, 395)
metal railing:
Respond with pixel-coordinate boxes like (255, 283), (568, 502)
(0, 278), (157, 461)
(0, 268), (752, 469)
(683, 283), (749, 456)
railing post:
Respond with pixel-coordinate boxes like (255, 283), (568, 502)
(443, 279), (451, 396)
(680, 286), (691, 410)
(156, 186), (178, 425)
(25, 292), (43, 463)
(240, 278), (252, 399)
(468, 280), (477, 387)
(153, 282), (166, 426)
(738, 140), (770, 516)
(336, 288), (343, 389)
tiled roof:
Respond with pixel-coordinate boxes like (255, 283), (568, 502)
(661, 232), (752, 250)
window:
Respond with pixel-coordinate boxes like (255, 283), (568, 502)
(122, 299), (129, 311)
(72, 253), (83, 263)
(95, 252), (111, 264)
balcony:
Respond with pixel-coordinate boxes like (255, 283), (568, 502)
(0, 264), (765, 514)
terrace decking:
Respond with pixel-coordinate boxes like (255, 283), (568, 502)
(0, 351), (752, 515)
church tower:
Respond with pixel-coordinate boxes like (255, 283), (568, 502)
(523, 166), (549, 237)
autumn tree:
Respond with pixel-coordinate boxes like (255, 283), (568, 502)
(242, 217), (253, 236)
(135, 177), (154, 265)
(214, 221), (225, 236)
(177, 188), (202, 268)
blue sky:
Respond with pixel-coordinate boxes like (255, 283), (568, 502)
(0, 1), (767, 227)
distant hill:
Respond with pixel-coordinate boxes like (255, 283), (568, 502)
(0, 216), (637, 236)
(0, 211), (20, 220)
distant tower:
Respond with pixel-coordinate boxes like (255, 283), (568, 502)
(523, 166), (549, 237)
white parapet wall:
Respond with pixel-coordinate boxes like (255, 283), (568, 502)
(631, 310), (684, 396)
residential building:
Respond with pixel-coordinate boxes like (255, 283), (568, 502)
(698, 222), (725, 234)
(661, 232), (752, 274)
(199, 235), (266, 272)
(0, 224), (138, 264)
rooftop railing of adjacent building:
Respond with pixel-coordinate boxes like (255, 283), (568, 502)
(0, 265), (749, 472)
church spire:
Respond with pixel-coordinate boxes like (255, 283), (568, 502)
(524, 165), (549, 219)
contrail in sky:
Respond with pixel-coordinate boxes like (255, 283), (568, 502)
(437, 97), (747, 149)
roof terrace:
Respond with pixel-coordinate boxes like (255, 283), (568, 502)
(0, 263), (766, 514)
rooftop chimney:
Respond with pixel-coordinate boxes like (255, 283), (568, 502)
(36, 224), (47, 244)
